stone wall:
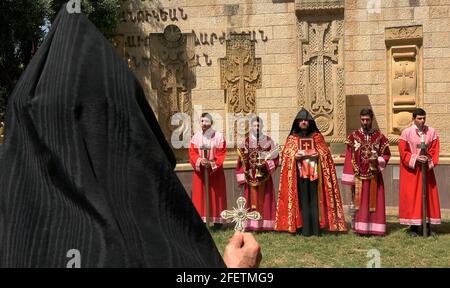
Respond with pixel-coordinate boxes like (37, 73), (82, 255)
(345, 0), (450, 155)
(117, 0), (298, 157)
(116, 0), (450, 159)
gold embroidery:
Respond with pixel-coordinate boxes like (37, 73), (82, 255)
(237, 147), (270, 186)
(317, 160), (323, 223)
(316, 133), (347, 231)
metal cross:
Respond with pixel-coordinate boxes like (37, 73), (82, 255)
(220, 197), (261, 232)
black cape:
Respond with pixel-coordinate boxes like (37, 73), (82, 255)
(0, 6), (225, 268)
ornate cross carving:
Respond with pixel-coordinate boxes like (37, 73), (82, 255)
(220, 197), (261, 232)
(162, 66), (188, 112)
(303, 22), (337, 113)
(220, 34), (261, 114)
(149, 25), (196, 161)
(394, 62), (414, 96)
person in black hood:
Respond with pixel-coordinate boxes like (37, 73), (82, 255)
(0, 4), (260, 268)
(289, 108), (320, 137)
(275, 108), (347, 236)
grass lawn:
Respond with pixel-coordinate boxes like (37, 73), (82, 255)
(210, 217), (450, 268)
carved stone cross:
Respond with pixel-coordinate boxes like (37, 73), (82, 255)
(220, 34), (261, 114)
(220, 197), (262, 232)
(394, 62), (414, 96)
(163, 66), (186, 112)
(303, 22), (338, 113)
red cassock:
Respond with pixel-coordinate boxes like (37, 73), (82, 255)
(342, 129), (391, 235)
(398, 125), (441, 225)
(235, 134), (279, 231)
(275, 132), (347, 233)
(189, 129), (227, 223)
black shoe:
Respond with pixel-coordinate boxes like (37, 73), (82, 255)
(426, 227), (437, 238)
(212, 223), (223, 230)
(408, 226), (419, 237)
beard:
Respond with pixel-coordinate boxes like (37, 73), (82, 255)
(362, 124), (371, 131)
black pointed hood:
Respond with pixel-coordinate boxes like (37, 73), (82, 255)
(0, 5), (224, 267)
(289, 108), (320, 136)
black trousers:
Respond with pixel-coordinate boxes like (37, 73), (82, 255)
(298, 177), (320, 236)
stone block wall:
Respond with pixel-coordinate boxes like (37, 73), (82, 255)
(345, 0), (450, 155)
(117, 0), (450, 157)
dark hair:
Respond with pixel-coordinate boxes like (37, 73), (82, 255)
(360, 108), (374, 119)
(412, 108), (426, 119)
(201, 112), (213, 124)
(250, 116), (263, 125)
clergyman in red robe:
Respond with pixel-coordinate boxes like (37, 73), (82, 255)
(235, 116), (279, 231)
(398, 108), (441, 237)
(343, 108), (391, 236)
(275, 108), (347, 236)
(189, 113), (227, 225)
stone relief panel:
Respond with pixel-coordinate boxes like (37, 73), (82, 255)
(219, 33), (262, 148)
(295, 0), (344, 13)
(385, 26), (423, 138)
(220, 33), (262, 115)
(297, 12), (345, 140)
(149, 25), (197, 161)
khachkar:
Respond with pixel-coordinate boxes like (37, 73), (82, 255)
(296, 0), (346, 148)
(220, 33), (262, 115)
(385, 25), (423, 145)
(220, 33), (262, 143)
(149, 25), (197, 160)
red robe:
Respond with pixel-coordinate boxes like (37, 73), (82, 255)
(235, 134), (279, 231)
(398, 125), (441, 225)
(275, 132), (347, 233)
(343, 129), (391, 235)
(189, 130), (227, 223)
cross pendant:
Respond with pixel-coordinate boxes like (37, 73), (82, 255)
(220, 197), (262, 232)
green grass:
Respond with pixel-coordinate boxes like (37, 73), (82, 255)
(210, 217), (450, 268)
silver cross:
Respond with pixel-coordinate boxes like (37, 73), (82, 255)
(220, 197), (262, 232)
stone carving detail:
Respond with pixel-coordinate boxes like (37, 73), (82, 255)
(297, 15), (345, 138)
(295, 0), (344, 12)
(220, 34), (262, 114)
(393, 51), (416, 102)
(385, 26), (423, 136)
(304, 22), (337, 114)
(150, 25), (196, 158)
(336, 66), (345, 136)
(385, 25), (423, 41)
(297, 67), (306, 108)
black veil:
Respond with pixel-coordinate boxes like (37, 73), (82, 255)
(0, 6), (224, 267)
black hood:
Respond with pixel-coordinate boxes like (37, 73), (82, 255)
(289, 108), (320, 136)
(0, 5), (224, 268)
